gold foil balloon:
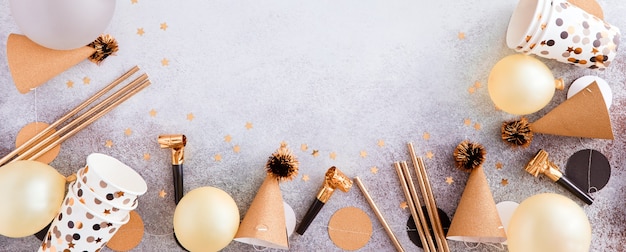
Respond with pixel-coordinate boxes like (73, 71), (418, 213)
(488, 54), (561, 115)
(0, 160), (66, 238)
(507, 193), (591, 252)
(173, 187), (240, 252)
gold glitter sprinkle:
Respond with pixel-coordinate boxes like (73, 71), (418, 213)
(458, 32), (465, 39)
(426, 151), (434, 159)
(137, 28), (144, 36)
(233, 145), (241, 153)
(423, 132), (430, 140)
(149, 109), (157, 117)
(214, 154), (222, 162)
(105, 140), (113, 148)
(301, 144), (308, 151)
(312, 150), (319, 157)
(245, 122), (253, 130)
(161, 58), (169, 66)
(445, 177), (454, 185)
(329, 152), (337, 160)
(360, 150), (367, 158)
(474, 81), (482, 88)
(370, 166), (378, 174)
(468, 86), (476, 94)
(83, 77), (91, 85)
(464, 118), (471, 126)
(159, 190), (167, 198)
(224, 135), (232, 142)
(143, 153), (150, 160)
(400, 201), (408, 210)
(377, 139), (385, 147)
(66, 80), (74, 88)
(160, 22), (168, 31)
(474, 123), (481, 130)
(124, 128), (132, 136)
(187, 113), (195, 121)
(302, 174), (310, 182)
(501, 179), (509, 186)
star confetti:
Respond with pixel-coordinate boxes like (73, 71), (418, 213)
(245, 122), (253, 130)
(131, 0), (138, 4)
(214, 154), (222, 162)
(160, 22), (168, 31)
(66, 80), (74, 88)
(161, 58), (169, 66)
(301, 144), (308, 151)
(105, 140), (113, 148)
(458, 32), (465, 40)
(159, 190), (167, 198)
(473, 123), (481, 130)
(445, 177), (454, 185)
(370, 166), (378, 174)
(464, 118), (471, 126)
(360, 150), (367, 158)
(136, 28), (145, 36)
(233, 145), (241, 153)
(103, 209), (111, 216)
(224, 135), (232, 142)
(68, 242), (75, 249)
(400, 201), (408, 210)
(329, 152), (337, 160)
(377, 139), (385, 147)
(124, 128), (132, 136)
(501, 179), (509, 186)
(495, 162), (503, 170)
(312, 150), (319, 157)
(426, 151), (434, 159)
(83, 77), (91, 85)
(187, 113), (195, 121)
(474, 81), (482, 88)
(423, 132), (430, 140)
(149, 109), (157, 117)
(302, 174), (310, 182)
(143, 153), (151, 160)
(468, 86), (476, 94)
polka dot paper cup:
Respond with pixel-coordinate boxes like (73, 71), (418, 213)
(38, 187), (130, 252)
(78, 153), (147, 209)
(72, 179), (135, 223)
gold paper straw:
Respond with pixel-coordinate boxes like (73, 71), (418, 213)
(394, 162), (430, 252)
(408, 143), (450, 252)
(354, 177), (405, 252)
(400, 161), (436, 252)
(0, 66), (140, 166)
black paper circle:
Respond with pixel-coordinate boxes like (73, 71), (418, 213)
(565, 149), (611, 193)
(406, 207), (451, 248)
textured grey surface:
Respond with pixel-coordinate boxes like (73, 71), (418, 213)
(1, 0), (625, 251)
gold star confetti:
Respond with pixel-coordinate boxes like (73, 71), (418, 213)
(468, 86), (476, 94)
(592, 48), (599, 54)
(116, 191), (125, 197)
(426, 151), (434, 159)
(124, 128), (132, 136)
(370, 166), (378, 174)
(245, 122), (253, 130)
(143, 153), (151, 160)
(224, 135), (232, 142)
(187, 113), (195, 121)
(446, 177), (454, 185)
(66, 80), (74, 88)
(160, 22), (168, 31)
(473, 123), (481, 130)
(329, 152), (337, 160)
(103, 209), (111, 216)
(233, 145), (241, 153)
(458, 32), (465, 40)
(302, 174), (310, 182)
(423, 132), (430, 140)
(464, 118), (471, 126)
(83, 77), (91, 85)
(301, 144), (308, 151)
(68, 242), (75, 249)
(360, 150), (367, 158)
(312, 150), (319, 157)
(131, 0), (138, 4)
(496, 162), (503, 170)
(161, 58), (169, 66)
(501, 178), (509, 186)
(400, 201), (408, 210)
(214, 154), (222, 162)
(149, 109), (157, 117)
(474, 81), (482, 88)
(105, 140), (113, 148)
(136, 28), (145, 36)
(159, 190), (167, 198)
(377, 139), (385, 147)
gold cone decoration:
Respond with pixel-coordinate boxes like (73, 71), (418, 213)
(447, 166), (506, 243)
(234, 175), (288, 249)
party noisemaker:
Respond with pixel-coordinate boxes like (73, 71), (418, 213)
(158, 134), (187, 204)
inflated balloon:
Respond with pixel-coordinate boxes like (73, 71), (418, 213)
(0, 161), (66, 238)
(507, 193), (591, 252)
(173, 187), (240, 252)
(9, 0), (116, 50)
(488, 54), (562, 115)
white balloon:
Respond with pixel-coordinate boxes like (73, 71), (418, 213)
(9, 0), (116, 50)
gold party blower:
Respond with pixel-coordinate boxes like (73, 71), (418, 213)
(158, 134), (187, 204)
(296, 166), (352, 235)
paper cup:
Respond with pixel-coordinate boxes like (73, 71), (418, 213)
(529, 0), (620, 69)
(39, 188), (130, 252)
(507, 0), (546, 50)
(78, 153), (147, 208)
(72, 179), (135, 222)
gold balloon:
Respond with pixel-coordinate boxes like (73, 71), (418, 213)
(173, 187), (240, 252)
(507, 193), (591, 252)
(0, 160), (66, 238)
(488, 54), (558, 115)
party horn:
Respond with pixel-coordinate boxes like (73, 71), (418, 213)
(158, 134), (187, 204)
(296, 166), (352, 235)
(524, 149), (593, 205)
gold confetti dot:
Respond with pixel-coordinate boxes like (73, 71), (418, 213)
(370, 166), (378, 174)
(83, 77), (91, 85)
(474, 81), (482, 88)
(473, 123), (481, 130)
(300, 144), (308, 151)
(464, 118), (471, 126)
(233, 145), (241, 153)
(329, 152), (337, 160)
(214, 154), (222, 162)
(187, 113), (195, 121)
(446, 177), (454, 185)
(161, 58), (169, 66)
(66, 80), (74, 88)
(423, 132), (430, 140)
(136, 28), (144, 36)
(160, 22), (168, 31)
(400, 201), (408, 210)
(360, 151), (367, 158)
(224, 135), (232, 142)
(501, 179), (509, 186)
(143, 153), (151, 161)
(377, 139), (385, 147)
(124, 128), (132, 136)
(468, 87), (476, 94)
(149, 109), (157, 117)
(458, 32), (465, 40)
(159, 190), (167, 198)
(312, 150), (319, 157)
(426, 151), (434, 159)
(495, 162), (503, 170)
(302, 174), (310, 182)
(105, 140), (113, 148)
(245, 122), (253, 130)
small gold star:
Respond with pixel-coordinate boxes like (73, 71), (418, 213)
(370, 166), (378, 174)
(329, 152), (337, 160)
(159, 190), (167, 198)
(474, 123), (481, 130)
(301, 144), (308, 151)
(233, 145), (241, 153)
(187, 113), (195, 121)
(400, 201), (408, 210)
(468, 86), (476, 94)
(143, 153), (151, 160)
(68, 242), (75, 248)
(423, 132), (430, 140)
(458, 32), (465, 40)
(302, 174), (310, 182)
(96, 238), (102, 243)
(131, 0), (138, 4)
(474, 81), (482, 88)
(445, 177), (454, 185)
(66, 80), (74, 88)
(149, 109), (157, 117)
(214, 154), (222, 162)
(224, 135), (232, 142)
(245, 122), (253, 130)
(105, 140), (113, 148)
(495, 162), (503, 170)
(137, 28), (145, 36)
(501, 178), (509, 186)
(103, 209), (111, 216)
(592, 48), (599, 54)
(464, 118), (471, 126)
(377, 139), (385, 147)
(426, 151), (434, 159)
(83, 77), (91, 85)
(360, 150), (367, 158)
(312, 150), (319, 157)
(116, 191), (125, 197)
(160, 22), (168, 31)
(124, 128), (132, 136)
(161, 58), (169, 66)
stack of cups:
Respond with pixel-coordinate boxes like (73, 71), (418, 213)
(39, 153), (148, 252)
(506, 0), (620, 70)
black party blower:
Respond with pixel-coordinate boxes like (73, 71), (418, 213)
(524, 149), (593, 205)
(158, 134), (187, 205)
(296, 166), (353, 235)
